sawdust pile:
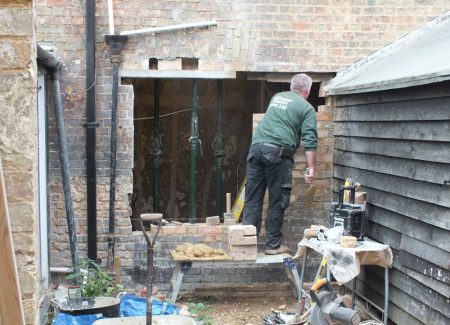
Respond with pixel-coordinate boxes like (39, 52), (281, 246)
(172, 243), (229, 260)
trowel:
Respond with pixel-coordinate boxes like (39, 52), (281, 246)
(305, 168), (316, 208)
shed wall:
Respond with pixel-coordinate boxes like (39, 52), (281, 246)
(332, 82), (450, 324)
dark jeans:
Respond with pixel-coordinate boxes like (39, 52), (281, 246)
(242, 143), (293, 249)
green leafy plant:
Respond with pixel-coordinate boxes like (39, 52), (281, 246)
(188, 302), (214, 325)
(65, 259), (123, 298)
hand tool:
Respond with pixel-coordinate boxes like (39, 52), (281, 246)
(305, 168), (316, 208)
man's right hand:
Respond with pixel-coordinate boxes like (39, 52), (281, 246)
(304, 167), (314, 184)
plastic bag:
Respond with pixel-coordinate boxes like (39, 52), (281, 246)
(325, 226), (344, 244)
(52, 313), (103, 325)
(120, 294), (179, 316)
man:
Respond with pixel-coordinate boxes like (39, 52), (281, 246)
(242, 73), (317, 255)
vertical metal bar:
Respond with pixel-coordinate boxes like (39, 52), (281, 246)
(215, 80), (223, 219)
(189, 79), (198, 224)
(384, 268), (389, 325)
(105, 35), (127, 267)
(86, 0), (97, 261)
(146, 245), (154, 325)
(298, 248), (308, 313)
(152, 79), (161, 212)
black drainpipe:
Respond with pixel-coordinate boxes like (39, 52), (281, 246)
(105, 35), (128, 268)
(37, 45), (79, 269)
(215, 80), (223, 220)
(85, 0), (98, 261)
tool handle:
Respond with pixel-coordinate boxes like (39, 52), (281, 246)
(140, 213), (163, 222)
(339, 185), (356, 207)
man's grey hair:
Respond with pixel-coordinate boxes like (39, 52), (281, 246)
(290, 73), (312, 93)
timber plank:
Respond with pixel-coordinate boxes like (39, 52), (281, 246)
(354, 276), (424, 325)
(366, 265), (450, 316)
(334, 165), (450, 208)
(334, 120), (450, 141)
(367, 205), (449, 252)
(365, 220), (402, 249)
(334, 136), (450, 164)
(399, 234), (450, 270)
(352, 277), (424, 325)
(358, 268), (450, 324)
(392, 258), (450, 298)
(334, 96), (450, 121)
(334, 150), (450, 185)
(333, 81), (450, 107)
(334, 181), (449, 230)
(398, 250), (450, 284)
(0, 159), (25, 325)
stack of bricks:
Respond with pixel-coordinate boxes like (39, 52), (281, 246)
(228, 225), (258, 261)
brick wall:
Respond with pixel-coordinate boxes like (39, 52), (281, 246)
(0, 1), (38, 324)
(114, 0), (450, 72)
(120, 224), (296, 294)
(34, 0), (450, 290)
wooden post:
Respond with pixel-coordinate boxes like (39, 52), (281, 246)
(0, 158), (25, 325)
(226, 193), (231, 213)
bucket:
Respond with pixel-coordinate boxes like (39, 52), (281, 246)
(93, 315), (197, 325)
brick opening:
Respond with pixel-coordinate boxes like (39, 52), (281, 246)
(129, 73), (330, 230)
(149, 58), (158, 70)
(182, 57), (198, 70)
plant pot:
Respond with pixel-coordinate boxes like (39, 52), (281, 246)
(57, 297), (120, 318)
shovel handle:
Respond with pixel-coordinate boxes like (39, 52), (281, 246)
(140, 214), (162, 248)
(140, 213), (163, 223)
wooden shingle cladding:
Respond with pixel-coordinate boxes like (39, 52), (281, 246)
(332, 81), (450, 324)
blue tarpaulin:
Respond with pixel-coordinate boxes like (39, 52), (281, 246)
(120, 294), (179, 316)
(52, 294), (179, 325)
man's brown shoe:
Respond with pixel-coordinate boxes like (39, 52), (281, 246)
(265, 245), (290, 255)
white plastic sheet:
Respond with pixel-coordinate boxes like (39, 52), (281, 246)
(297, 237), (392, 284)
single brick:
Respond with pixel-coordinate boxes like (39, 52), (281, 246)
(206, 216), (220, 226)
(198, 225), (222, 235)
(242, 225), (257, 236)
(230, 236), (257, 246)
(159, 225), (186, 235)
(157, 58), (182, 70)
(224, 218), (236, 226)
(228, 226), (245, 238)
(185, 224), (198, 234)
(228, 245), (257, 254)
(223, 212), (234, 219)
(229, 251), (258, 261)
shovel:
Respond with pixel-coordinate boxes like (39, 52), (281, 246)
(305, 168), (316, 208)
(140, 213), (163, 325)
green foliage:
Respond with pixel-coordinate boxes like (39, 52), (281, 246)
(188, 302), (214, 325)
(65, 259), (123, 298)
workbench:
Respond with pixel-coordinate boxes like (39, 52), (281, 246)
(166, 252), (303, 305)
(296, 237), (393, 325)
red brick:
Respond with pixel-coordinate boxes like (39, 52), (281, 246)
(198, 225), (222, 235)
(159, 225), (187, 235)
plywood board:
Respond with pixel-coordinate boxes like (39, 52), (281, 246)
(0, 159), (25, 325)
